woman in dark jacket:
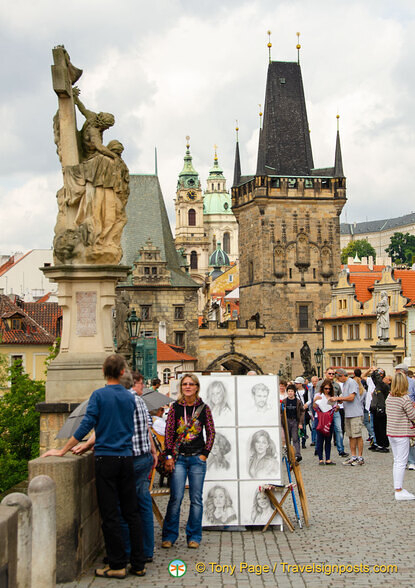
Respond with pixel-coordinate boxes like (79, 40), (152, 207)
(370, 369), (390, 452)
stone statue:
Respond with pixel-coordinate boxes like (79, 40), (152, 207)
(300, 340), (313, 378)
(376, 290), (390, 342)
(51, 45), (129, 265)
(115, 291), (130, 352)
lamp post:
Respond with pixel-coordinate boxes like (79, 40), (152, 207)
(314, 347), (323, 378)
(125, 309), (141, 372)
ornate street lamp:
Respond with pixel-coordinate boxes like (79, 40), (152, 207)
(314, 347), (323, 378)
(125, 309), (141, 371)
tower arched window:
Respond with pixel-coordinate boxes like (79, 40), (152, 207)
(223, 232), (230, 254)
(190, 251), (198, 269)
(188, 208), (196, 226)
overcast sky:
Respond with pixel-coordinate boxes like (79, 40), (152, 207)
(1, 0), (415, 253)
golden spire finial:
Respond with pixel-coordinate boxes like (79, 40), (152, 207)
(296, 32), (301, 65)
(336, 113), (340, 132)
(267, 30), (272, 63)
(258, 104), (263, 130)
(235, 120), (239, 141)
(185, 135), (190, 149)
(214, 144), (218, 161)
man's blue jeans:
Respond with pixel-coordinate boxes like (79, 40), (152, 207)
(162, 454), (207, 545)
(363, 409), (374, 440)
(333, 410), (345, 454)
(121, 452), (154, 558)
(311, 414), (317, 444)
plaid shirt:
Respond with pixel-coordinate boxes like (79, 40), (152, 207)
(131, 390), (153, 456)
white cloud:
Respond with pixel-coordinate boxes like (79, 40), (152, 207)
(1, 0), (415, 253)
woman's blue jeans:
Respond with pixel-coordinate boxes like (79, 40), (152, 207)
(162, 454), (207, 545)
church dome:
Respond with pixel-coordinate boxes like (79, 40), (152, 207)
(203, 192), (232, 215)
(209, 242), (230, 268)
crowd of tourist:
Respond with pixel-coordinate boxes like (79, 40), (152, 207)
(280, 363), (415, 499)
(39, 353), (415, 579)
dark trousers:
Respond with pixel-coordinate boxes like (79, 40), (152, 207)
(373, 411), (389, 448)
(95, 456), (144, 571)
(316, 426), (333, 461)
(287, 418), (301, 459)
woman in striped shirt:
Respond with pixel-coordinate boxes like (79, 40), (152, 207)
(385, 372), (415, 501)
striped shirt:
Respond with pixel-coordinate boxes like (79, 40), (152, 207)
(131, 392), (153, 456)
(385, 394), (415, 437)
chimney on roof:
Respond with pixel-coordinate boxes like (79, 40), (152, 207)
(368, 256), (374, 270)
(158, 321), (166, 343)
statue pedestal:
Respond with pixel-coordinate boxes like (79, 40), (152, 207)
(371, 342), (397, 376)
(39, 265), (130, 450)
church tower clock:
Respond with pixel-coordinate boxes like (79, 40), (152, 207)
(174, 137), (210, 282)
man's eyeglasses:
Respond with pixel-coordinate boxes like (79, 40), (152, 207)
(327, 372), (335, 376)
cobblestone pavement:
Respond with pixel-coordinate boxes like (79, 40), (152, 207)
(59, 438), (415, 587)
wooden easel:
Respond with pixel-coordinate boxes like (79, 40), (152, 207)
(261, 483), (297, 532)
(149, 467), (170, 528)
(281, 408), (310, 527)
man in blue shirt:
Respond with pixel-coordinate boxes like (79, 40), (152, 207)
(42, 354), (145, 579)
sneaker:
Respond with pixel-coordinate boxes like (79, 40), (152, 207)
(188, 541), (199, 549)
(408, 464), (415, 471)
(351, 458), (365, 466)
(296, 455), (302, 463)
(162, 540), (172, 548)
(368, 445), (379, 451)
(339, 452), (349, 458)
(395, 489), (415, 501)
(375, 447), (390, 453)
(343, 457), (357, 465)
(310, 443), (315, 446)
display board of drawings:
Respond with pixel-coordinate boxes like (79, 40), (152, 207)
(200, 375), (282, 528)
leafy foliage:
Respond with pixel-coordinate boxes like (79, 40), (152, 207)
(0, 361), (45, 494)
(341, 240), (377, 264)
(385, 232), (415, 265)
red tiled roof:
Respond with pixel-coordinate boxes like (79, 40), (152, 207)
(22, 301), (62, 338)
(157, 339), (196, 362)
(0, 251), (31, 277)
(0, 295), (55, 345)
(394, 270), (415, 306)
(347, 273), (382, 303)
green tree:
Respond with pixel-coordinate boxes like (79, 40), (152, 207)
(385, 232), (415, 265)
(341, 240), (377, 264)
(0, 361), (45, 494)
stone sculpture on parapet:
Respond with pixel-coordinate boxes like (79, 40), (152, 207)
(51, 45), (129, 265)
(376, 290), (390, 343)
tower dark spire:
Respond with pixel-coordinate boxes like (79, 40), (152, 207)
(334, 116), (344, 178)
(256, 61), (314, 176)
(233, 124), (241, 187)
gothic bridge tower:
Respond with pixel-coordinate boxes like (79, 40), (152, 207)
(231, 57), (346, 370)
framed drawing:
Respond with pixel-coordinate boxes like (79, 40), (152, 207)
(236, 376), (279, 427)
(202, 481), (239, 527)
(205, 428), (237, 481)
(199, 376), (236, 427)
(239, 481), (282, 527)
(238, 427), (281, 481)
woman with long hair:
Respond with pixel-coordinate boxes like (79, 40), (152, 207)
(248, 430), (278, 478)
(204, 485), (237, 524)
(313, 378), (337, 465)
(251, 489), (274, 524)
(385, 372), (415, 501)
(162, 374), (215, 548)
(206, 380), (232, 419)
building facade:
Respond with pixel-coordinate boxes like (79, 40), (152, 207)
(320, 263), (415, 371)
(174, 142), (238, 284)
(340, 213), (415, 259)
(119, 174), (200, 359)
(199, 59), (346, 376)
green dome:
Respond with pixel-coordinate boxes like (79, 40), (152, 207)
(203, 191), (232, 215)
(209, 242), (230, 267)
